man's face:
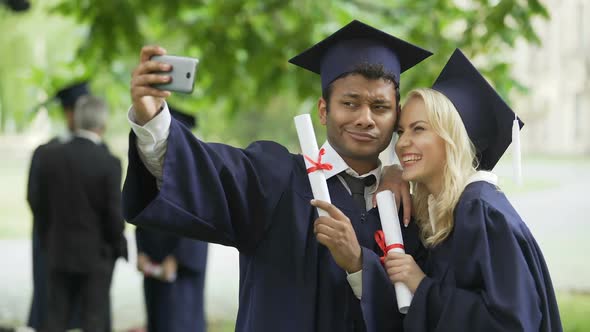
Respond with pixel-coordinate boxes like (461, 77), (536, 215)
(318, 74), (397, 170)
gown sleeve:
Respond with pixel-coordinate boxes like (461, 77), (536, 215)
(123, 118), (294, 252)
(360, 248), (402, 332)
(405, 195), (547, 332)
(362, 212), (425, 332)
(172, 238), (208, 273)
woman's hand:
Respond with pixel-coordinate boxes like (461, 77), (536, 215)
(384, 251), (425, 293)
(162, 255), (178, 282)
(137, 253), (150, 273)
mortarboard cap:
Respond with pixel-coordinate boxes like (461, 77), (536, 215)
(169, 105), (197, 129)
(289, 20), (432, 90)
(55, 81), (90, 109)
(5, 0), (30, 12)
(432, 49), (524, 170)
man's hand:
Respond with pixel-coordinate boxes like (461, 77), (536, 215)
(311, 199), (362, 273)
(374, 164), (412, 226)
(130, 45), (172, 125)
(137, 253), (150, 273)
(162, 255), (178, 282)
(384, 251), (425, 293)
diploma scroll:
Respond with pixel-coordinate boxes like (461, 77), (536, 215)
(294, 114), (331, 217)
(376, 190), (413, 314)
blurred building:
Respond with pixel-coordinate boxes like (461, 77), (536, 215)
(511, 0), (590, 155)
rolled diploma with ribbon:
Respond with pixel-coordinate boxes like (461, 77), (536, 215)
(376, 190), (413, 314)
(294, 114), (331, 217)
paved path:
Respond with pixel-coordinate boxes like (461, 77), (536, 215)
(0, 238), (240, 330)
(499, 160), (590, 291)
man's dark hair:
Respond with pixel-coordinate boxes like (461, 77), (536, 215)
(321, 63), (400, 112)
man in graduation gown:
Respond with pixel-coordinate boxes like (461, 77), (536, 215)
(136, 107), (209, 332)
(123, 20), (431, 331)
(26, 81), (89, 331)
(37, 95), (128, 332)
(387, 49), (562, 331)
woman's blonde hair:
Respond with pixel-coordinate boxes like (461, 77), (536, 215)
(401, 88), (477, 247)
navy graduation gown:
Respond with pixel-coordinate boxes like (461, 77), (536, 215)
(123, 118), (419, 332)
(136, 227), (208, 332)
(405, 181), (562, 332)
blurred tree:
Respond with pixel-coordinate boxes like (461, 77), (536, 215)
(1, 0), (548, 148)
(0, 0), (87, 134)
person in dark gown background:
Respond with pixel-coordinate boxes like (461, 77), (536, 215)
(385, 49), (562, 331)
(122, 20), (432, 332)
(136, 106), (209, 332)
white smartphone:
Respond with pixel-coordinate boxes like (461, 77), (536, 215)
(150, 55), (199, 94)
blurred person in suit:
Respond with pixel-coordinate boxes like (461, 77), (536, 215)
(136, 106), (208, 332)
(37, 95), (127, 332)
(26, 82), (89, 331)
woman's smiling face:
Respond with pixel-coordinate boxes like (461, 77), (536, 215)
(395, 96), (446, 194)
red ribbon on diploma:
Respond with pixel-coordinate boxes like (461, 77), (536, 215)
(375, 230), (404, 264)
(305, 148), (333, 174)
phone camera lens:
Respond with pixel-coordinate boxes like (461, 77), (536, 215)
(186, 72), (191, 79)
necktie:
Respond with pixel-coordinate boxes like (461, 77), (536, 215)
(340, 172), (376, 210)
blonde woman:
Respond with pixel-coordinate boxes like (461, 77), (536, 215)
(384, 50), (562, 331)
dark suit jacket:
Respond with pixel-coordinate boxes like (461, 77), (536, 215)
(27, 137), (60, 329)
(38, 136), (127, 273)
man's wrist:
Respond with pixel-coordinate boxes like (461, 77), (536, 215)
(346, 249), (363, 273)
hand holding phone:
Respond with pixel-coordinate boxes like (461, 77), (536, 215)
(131, 46), (195, 125)
(150, 55), (199, 94)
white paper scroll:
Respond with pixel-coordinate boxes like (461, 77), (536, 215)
(294, 114), (331, 217)
(376, 190), (413, 314)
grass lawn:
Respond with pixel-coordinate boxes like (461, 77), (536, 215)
(208, 320), (236, 332)
(559, 292), (590, 331)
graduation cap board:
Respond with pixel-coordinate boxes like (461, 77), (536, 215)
(169, 105), (197, 130)
(55, 81), (90, 109)
(432, 49), (523, 181)
(289, 20), (433, 90)
(3, 0), (30, 12)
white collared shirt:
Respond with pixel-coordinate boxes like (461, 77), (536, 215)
(128, 105), (171, 188)
(74, 129), (102, 145)
(318, 141), (382, 212)
(128, 103), (367, 299)
(466, 170), (499, 186)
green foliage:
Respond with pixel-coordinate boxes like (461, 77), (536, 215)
(1, 0), (548, 147)
(0, 0), (87, 132)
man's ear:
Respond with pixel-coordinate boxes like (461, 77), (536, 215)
(65, 110), (75, 131)
(318, 97), (327, 125)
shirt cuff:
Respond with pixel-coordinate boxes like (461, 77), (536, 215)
(346, 269), (363, 300)
(128, 103), (171, 145)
